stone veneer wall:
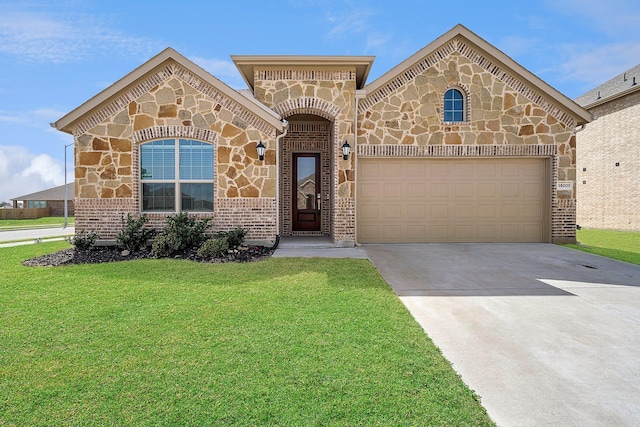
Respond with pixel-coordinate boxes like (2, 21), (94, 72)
(358, 39), (577, 243)
(73, 61), (278, 241)
(577, 90), (640, 231)
(253, 69), (357, 243)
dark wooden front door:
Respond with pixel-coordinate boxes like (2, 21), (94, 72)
(292, 153), (321, 231)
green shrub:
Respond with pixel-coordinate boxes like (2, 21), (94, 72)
(115, 214), (156, 252)
(152, 212), (212, 257)
(69, 230), (99, 250)
(197, 237), (229, 260)
(219, 227), (247, 249)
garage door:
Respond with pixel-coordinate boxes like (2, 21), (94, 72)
(357, 158), (548, 243)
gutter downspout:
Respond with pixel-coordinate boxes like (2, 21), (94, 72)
(272, 119), (289, 250)
(353, 90), (366, 246)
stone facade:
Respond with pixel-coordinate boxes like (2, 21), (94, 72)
(576, 89), (640, 231)
(73, 61), (278, 240)
(357, 41), (578, 243)
(253, 70), (357, 242)
(56, 26), (589, 245)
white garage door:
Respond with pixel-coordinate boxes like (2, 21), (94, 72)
(357, 158), (549, 243)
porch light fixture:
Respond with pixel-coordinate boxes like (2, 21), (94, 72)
(341, 140), (351, 160)
(256, 140), (266, 161)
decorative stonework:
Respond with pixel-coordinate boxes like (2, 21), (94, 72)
(358, 144), (557, 157)
(272, 97), (342, 120)
(73, 72), (279, 241)
(76, 61), (277, 137)
(132, 126), (217, 144)
(361, 37), (575, 127)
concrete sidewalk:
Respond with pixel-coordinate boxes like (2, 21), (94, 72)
(366, 243), (640, 426)
(272, 236), (368, 259)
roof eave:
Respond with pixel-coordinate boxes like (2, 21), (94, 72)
(580, 84), (640, 110)
(231, 55), (375, 91)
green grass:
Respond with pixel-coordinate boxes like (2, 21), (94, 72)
(566, 228), (640, 265)
(0, 216), (74, 229)
(0, 242), (493, 426)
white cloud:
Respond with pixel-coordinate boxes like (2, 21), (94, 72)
(558, 41), (640, 90)
(0, 11), (160, 63)
(190, 56), (246, 89)
(326, 8), (374, 38)
(544, 0), (640, 37)
(0, 145), (71, 204)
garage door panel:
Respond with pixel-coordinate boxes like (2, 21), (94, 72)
(455, 183), (474, 197)
(478, 204), (496, 218)
(407, 183), (426, 197)
(407, 204), (425, 218)
(430, 183), (450, 197)
(431, 204), (449, 218)
(384, 183), (403, 197)
(358, 158), (548, 243)
(478, 183), (496, 197)
(501, 183), (520, 197)
(383, 204), (402, 219)
(360, 183), (380, 198)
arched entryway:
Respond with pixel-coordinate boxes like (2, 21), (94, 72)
(280, 114), (333, 237)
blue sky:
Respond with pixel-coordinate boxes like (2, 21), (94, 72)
(1, 0), (638, 204)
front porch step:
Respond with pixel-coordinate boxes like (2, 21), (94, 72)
(277, 236), (336, 249)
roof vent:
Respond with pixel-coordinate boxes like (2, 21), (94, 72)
(597, 90), (601, 99)
(624, 73), (627, 81)
(633, 77), (637, 86)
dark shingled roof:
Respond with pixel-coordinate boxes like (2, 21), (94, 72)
(575, 64), (640, 108)
(12, 182), (74, 201)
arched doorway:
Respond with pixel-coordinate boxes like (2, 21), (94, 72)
(280, 114), (332, 236)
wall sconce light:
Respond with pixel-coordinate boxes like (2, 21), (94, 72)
(256, 140), (266, 161)
(341, 141), (351, 160)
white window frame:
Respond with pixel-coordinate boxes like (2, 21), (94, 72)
(140, 138), (214, 213)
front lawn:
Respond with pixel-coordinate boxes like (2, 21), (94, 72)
(0, 242), (493, 426)
(566, 228), (640, 265)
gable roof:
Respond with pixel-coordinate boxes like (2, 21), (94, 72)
(53, 48), (285, 135)
(362, 24), (592, 126)
(231, 55), (375, 91)
(574, 64), (640, 109)
(12, 182), (74, 202)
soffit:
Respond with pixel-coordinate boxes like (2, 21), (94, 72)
(54, 48), (284, 135)
(362, 24), (592, 126)
(231, 55), (375, 91)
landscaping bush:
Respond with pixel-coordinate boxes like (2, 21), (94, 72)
(69, 230), (98, 250)
(217, 227), (247, 249)
(115, 214), (156, 252)
(197, 237), (229, 260)
(152, 212), (211, 257)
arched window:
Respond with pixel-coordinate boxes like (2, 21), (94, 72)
(140, 139), (214, 212)
(443, 88), (465, 122)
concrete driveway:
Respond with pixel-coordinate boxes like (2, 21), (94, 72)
(365, 243), (640, 427)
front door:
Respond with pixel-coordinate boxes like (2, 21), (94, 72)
(292, 153), (321, 231)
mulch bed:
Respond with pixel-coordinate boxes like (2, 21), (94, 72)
(22, 245), (275, 267)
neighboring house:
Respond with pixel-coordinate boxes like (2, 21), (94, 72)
(53, 24), (590, 245)
(575, 64), (640, 231)
(11, 182), (75, 216)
